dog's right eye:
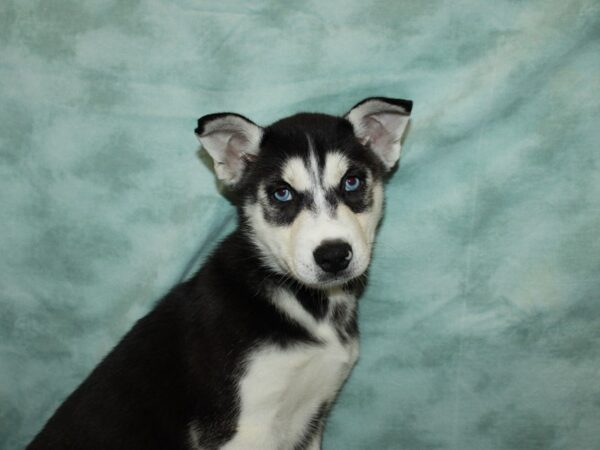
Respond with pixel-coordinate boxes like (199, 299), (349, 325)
(273, 188), (293, 202)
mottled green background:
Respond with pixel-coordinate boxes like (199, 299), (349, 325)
(1, 1), (599, 449)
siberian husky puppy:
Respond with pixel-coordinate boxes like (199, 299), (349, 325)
(29, 97), (412, 450)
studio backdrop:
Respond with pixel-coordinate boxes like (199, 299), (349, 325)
(1, 0), (599, 448)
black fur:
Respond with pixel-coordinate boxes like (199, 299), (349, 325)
(194, 112), (258, 136)
(347, 96), (413, 114)
(28, 230), (350, 449)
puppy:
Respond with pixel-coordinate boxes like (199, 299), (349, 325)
(28, 97), (412, 449)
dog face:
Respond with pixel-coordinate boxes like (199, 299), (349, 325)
(196, 98), (412, 288)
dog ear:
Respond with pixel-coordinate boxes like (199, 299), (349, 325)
(195, 113), (263, 185)
(345, 97), (413, 170)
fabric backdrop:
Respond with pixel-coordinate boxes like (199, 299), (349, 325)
(1, 1), (599, 448)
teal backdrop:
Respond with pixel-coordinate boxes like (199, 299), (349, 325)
(1, 1), (599, 448)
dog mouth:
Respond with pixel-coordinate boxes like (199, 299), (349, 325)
(317, 269), (354, 284)
(293, 264), (367, 290)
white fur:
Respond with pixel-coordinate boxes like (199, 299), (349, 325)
(282, 156), (312, 192)
(356, 181), (384, 244)
(220, 288), (359, 450)
(244, 148), (385, 288)
(306, 140), (329, 214)
(322, 152), (350, 190)
(291, 204), (371, 286)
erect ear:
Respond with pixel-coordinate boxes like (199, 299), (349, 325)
(195, 113), (263, 185)
(345, 97), (413, 170)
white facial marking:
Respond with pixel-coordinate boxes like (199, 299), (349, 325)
(357, 180), (384, 243)
(291, 203), (371, 286)
(244, 141), (385, 288)
(306, 137), (328, 215)
(282, 157), (311, 193)
(322, 152), (350, 190)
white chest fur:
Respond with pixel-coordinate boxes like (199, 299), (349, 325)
(221, 288), (359, 450)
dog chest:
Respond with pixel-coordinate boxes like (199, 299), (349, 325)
(223, 334), (359, 449)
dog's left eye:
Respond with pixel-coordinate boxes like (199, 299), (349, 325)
(273, 188), (293, 202)
(342, 175), (361, 192)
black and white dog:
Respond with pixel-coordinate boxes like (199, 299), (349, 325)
(29, 97), (412, 449)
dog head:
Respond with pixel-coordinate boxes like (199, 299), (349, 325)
(196, 97), (412, 289)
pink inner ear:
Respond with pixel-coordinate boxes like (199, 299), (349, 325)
(362, 115), (388, 146)
(226, 134), (253, 162)
(346, 99), (412, 170)
(197, 113), (263, 184)
(228, 134), (250, 155)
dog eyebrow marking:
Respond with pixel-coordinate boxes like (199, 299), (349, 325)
(281, 157), (311, 192)
(323, 152), (349, 190)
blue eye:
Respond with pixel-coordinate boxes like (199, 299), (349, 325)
(273, 188), (293, 202)
(343, 176), (361, 192)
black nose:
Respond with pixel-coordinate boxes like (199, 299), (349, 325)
(313, 240), (353, 273)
